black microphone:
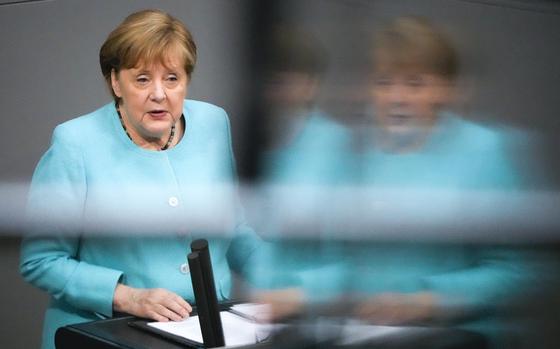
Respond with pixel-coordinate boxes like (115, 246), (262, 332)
(188, 251), (218, 347)
(190, 239), (225, 347)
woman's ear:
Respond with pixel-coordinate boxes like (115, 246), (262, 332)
(110, 70), (122, 98)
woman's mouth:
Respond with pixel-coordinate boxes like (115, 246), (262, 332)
(148, 110), (167, 118)
(387, 112), (413, 125)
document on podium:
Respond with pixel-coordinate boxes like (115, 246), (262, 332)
(228, 303), (271, 322)
(336, 320), (409, 345)
(147, 310), (272, 347)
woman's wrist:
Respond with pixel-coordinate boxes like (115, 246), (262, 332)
(113, 283), (133, 313)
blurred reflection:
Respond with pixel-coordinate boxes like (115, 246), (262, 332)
(258, 26), (351, 183)
(251, 27), (354, 301)
(363, 16), (516, 188)
(248, 16), (554, 349)
(349, 16), (541, 347)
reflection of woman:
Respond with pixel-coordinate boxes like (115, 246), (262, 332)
(255, 27), (353, 301)
(20, 10), (260, 349)
(364, 16), (518, 188)
(355, 17), (531, 340)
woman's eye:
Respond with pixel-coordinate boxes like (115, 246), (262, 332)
(406, 76), (425, 88)
(136, 76), (149, 85)
(374, 76), (392, 87)
(165, 75), (181, 87)
(373, 74), (395, 87)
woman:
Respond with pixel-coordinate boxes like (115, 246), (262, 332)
(351, 17), (535, 345)
(20, 9), (260, 349)
(254, 27), (353, 300)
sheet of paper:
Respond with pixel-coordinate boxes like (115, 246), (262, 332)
(229, 303), (271, 322)
(337, 320), (411, 345)
(148, 310), (271, 347)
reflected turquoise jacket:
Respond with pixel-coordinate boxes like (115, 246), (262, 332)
(260, 111), (535, 324)
(354, 114), (534, 326)
(20, 101), (260, 349)
(255, 111), (356, 299)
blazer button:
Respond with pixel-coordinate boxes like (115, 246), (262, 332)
(168, 196), (179, 207)
(180, 263), (190, 274)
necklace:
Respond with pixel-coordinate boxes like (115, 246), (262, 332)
(116, 106), (176, 151)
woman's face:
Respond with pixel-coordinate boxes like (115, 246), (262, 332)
(371, 70), (452, 135)
(111, 54), (188, 145)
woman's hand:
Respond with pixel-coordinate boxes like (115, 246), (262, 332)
(355, 292), (439, 325)
(113, 284), (192, 322)
(252, 288), (305, 322)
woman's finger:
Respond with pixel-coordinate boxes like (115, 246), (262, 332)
(154, 303), (183, 322)
(147, 309), (169, 322)
(158, 292), (191, 318)
(163, 298), (190, 319)
(173, 294), (192, 313)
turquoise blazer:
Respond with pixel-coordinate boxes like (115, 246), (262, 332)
(255, 111), (356, 299)
(353, 114), (538, 341)
(258, 112), (537, 335)
(20, 101), (261, 349)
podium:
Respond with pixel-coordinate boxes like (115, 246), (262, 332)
(54, 239), (488, 348)
(54, 308), (268, 349)
(55, 314), (488, 349)
(56, 315), (187, 349)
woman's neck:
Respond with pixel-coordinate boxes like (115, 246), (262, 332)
(116, 105), (184, 151)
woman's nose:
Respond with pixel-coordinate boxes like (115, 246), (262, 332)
(387, 84), (408, 105)
(150, 81), (166, 102)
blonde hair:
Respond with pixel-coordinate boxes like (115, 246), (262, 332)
(99, 9), (197, 102)
(372, 17), (458, 79)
